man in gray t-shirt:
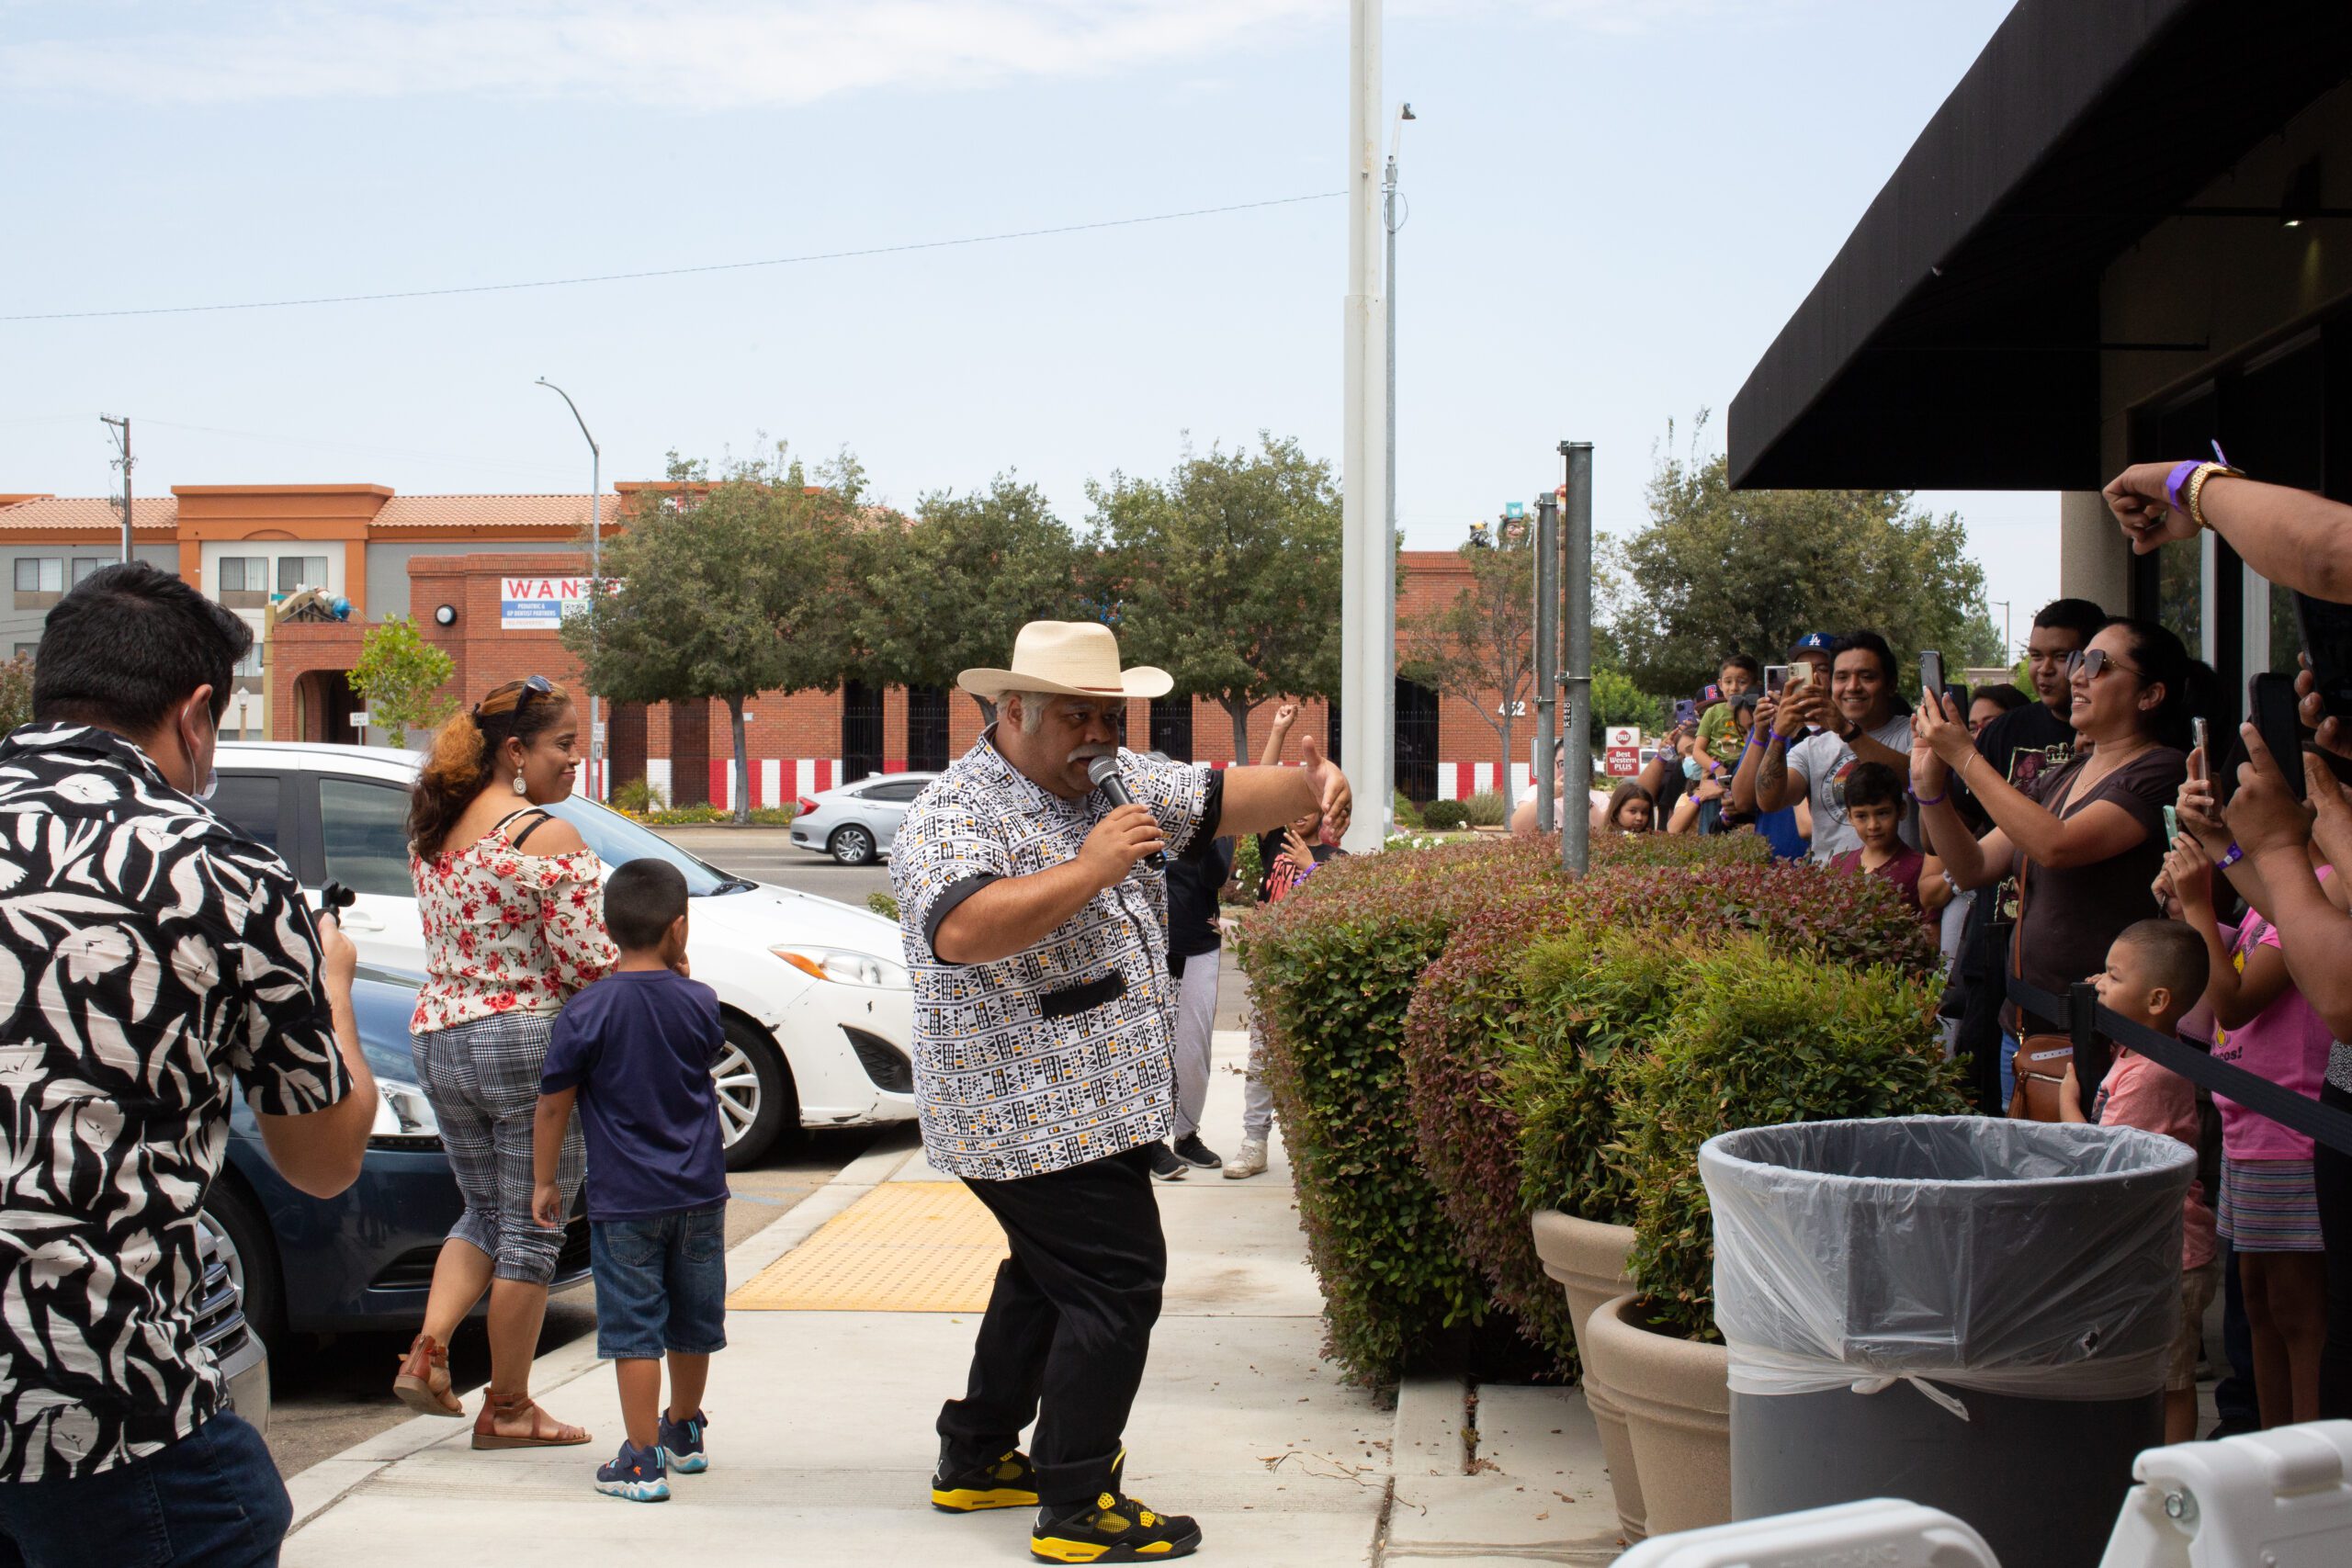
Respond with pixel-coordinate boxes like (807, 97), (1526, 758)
(1747, 631), (1919, 863)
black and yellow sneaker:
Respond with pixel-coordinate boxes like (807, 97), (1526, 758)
(1029, 1478), (1201, 1563)
(931, 1447), (1040, 1513)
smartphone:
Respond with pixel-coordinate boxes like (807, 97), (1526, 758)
(1919, 650), (1945, 705)
(2163, 805), (2179, 845)
(2294, 591), (2352, 723)
(1673, 699), (1699, 728)
(1764, 664), (1791, 696)
(2249, 672), (2310, 805)
(2191, 716), (2209, 765)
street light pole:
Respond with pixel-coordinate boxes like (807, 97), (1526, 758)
(1340, 0), (1391, 852)
(537, 379), (603, 799)
(1993, 599), (2013, 660)
(1383, 102), (1413, 827)
(1561, 442), (1593, 877)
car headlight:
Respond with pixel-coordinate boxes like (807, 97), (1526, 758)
(369, 1077), (442, 1149)
(771, 946), (910, 989)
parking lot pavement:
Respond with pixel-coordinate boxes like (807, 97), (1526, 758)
(649, 828), (894, 907)
(263, 1125), (902, 1479)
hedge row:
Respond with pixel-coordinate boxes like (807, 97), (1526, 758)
(1238, 831), (1956, 1383)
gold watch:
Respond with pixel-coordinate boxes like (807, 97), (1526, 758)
(2185, 462), (2245, 530)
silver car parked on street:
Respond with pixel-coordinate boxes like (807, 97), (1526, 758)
(789, 773), (939, 865)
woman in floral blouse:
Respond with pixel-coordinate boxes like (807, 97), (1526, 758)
(392, 675), (616, 1449)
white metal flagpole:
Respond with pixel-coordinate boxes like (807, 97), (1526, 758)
(1340, 0), (1392, 852)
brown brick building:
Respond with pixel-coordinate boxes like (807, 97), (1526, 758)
(2, 483), (1535, 806)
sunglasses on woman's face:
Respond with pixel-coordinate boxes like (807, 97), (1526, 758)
(2065, 649), (2143, 682)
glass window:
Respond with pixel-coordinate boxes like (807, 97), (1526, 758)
(209, 773), (286, 852)
(319, 777), (417, 897)
(232, 644), (264, 678)
(277, 556), (329, 593)
(71, 558), (107, 585)
(544, 796), (729, 896)
(11, 642), (34, 662)
(13, 558), (62, 592)
(862, 780), (927, 803)
(217, 556), (268, 606)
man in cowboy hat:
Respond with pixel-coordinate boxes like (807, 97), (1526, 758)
(890, 620), (1348, 1563)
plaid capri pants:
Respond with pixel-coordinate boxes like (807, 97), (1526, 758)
(411, 1013), (585, 1284)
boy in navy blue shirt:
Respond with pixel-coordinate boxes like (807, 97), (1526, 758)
(532, 858), (729, 1503)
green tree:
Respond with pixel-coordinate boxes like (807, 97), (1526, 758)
(564, 444), (863, 824)
(1401, 532), (1534, 808)
(1604, 415), (2006, 696)
(1086, 434), (1341, 761)
(348, 616), (456, 742)
(1589, 666), (1668, 749)
(0, 653), (31, 734)
(853, 473), (1082, 727)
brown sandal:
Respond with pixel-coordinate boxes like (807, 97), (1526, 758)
(470, 1390), (591, 1450)
(391, 1333), (463, 1416)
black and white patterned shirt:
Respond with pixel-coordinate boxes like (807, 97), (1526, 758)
(0, 724), (354, 1481)
(891, 734), (1217, 1180)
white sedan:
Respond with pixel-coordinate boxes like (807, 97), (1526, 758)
(211, 742), (917, 1168)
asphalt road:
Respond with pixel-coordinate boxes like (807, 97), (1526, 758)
(263, 1125), (901, 1478)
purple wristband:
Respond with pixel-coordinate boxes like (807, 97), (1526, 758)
(2215, 841), (2245, 871)
(1908, 786), (1946, 807)
(2163, 458), (2203, 518)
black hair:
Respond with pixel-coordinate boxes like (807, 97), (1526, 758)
(1973, 684), (2030, 716)
(30, 562), (252, 732)
(604, 858), (689, 953)
(1718, 653), (1761, 680)
(1832, 629), (1898, 686)
(2033, 598), (2109, 645)
(1841, 761), (1905, 813)
(2100, 616), (2199, 750)
(2115, 919), (2210, 1011)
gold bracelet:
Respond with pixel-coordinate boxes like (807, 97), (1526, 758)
(2185, 462), (2245, 531)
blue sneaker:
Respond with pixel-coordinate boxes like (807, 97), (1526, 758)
(594, 1440), (670, 1503)
(659, 1409), (710, 1475)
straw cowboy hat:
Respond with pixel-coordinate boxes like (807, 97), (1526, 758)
(958, 621), (1173, 704)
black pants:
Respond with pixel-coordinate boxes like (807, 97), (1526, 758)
(2318, 1081), (2352, 1419)
(939, 1144), (1167, 1506)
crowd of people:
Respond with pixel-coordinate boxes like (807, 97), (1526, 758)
(12, 453), (2352, 1564)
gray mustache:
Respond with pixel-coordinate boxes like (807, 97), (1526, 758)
(1068, 743), (1118, 765)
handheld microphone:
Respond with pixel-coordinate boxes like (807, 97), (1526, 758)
(1086, 756), (1166, 869)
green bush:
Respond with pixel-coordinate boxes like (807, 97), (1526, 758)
(1393, 788), (1422, 830)
(1461, 790), (1509, 828)
(1419, 799), (1470, 830)
(866, 890), (900, 921)
(611, 776), (663, 814)
(1612, 936), (1967, 1341)
(1234, 838), (1571, 1380)
(1230, 831), (1263, 901)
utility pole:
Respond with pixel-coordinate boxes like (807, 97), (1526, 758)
(1340, 0), (1391, 852)
(1561, 442), (1593, 876)
(1993, 599), (2013, 660)
(537, 380), (603, 799)
(99, 416), (132, 561)
(1382, 102), (1413, 829)
(1533, 492), (1559, 834)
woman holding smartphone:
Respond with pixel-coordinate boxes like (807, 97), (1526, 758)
(1910, 618), (2192, 1106)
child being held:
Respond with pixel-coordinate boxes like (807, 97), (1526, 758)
(2050, 918), (2216, 1444)
(534, 858), (730, 1502)
(1826, 762), (1949, 931)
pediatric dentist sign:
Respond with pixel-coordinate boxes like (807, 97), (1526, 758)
(500, 577), (614, 631)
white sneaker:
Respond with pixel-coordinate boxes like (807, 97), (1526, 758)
(1223, 1138), (1269, 1179)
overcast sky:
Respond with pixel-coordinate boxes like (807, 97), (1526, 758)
(0, 0), (2061, 654)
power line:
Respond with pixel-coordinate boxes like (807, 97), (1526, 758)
(2, 191), (1345, 324)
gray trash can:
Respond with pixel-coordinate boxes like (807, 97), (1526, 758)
(1702, 1115), (2197, 1568)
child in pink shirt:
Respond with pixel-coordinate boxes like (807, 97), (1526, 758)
(2059, 918), (2215, 1444)
(2164, 837), (2332, 1428)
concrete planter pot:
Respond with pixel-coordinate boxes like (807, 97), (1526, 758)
(1529, 1209), (1643, 1540)
(1579, 1292), (1731, 1537)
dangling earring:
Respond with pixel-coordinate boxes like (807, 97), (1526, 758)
(512, 770), (527, 795)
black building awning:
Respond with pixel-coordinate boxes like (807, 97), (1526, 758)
(1727, 0), (2352, 491)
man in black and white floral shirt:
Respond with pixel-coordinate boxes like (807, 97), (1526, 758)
(0, 564), (376, 1568)
(893, 621), (1347, 1565)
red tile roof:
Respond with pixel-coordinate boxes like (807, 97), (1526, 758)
(370, 494), (601, 530)
(0, 495), (177, 531)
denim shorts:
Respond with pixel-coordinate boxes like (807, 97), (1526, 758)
(591, 1202), (729, 1361)
(0, 1411), (289, 1568)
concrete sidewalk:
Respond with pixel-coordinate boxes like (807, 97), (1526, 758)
(281, 1032), (1623, 1566)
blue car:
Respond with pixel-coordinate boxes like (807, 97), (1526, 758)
(199, 965), (590, 1346)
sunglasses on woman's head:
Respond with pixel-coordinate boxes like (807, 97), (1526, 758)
(474, 674), (555, 717)
(2065, 649), (2143, 682)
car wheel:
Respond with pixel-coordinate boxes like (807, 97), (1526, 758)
(715, 1014), (799, 1169)
(828, 824), (876, 865)
(199, 1181), (285, 1351)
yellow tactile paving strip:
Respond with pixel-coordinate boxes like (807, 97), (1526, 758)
(729, 1182), (1008, 1312)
